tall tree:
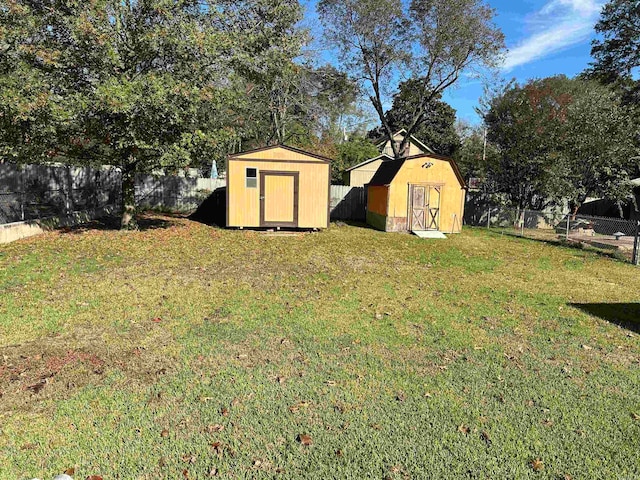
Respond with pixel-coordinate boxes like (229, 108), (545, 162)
(368, 79), (460, 156)
(589, 0), (640, 82)
(317, 0), (504, 159)
(332, 136), (379, 183)
(244, 63), (359, 148)
(583, 0), (640, 154)
(1, 0), (304, 229)
(454, 122), (499, 181)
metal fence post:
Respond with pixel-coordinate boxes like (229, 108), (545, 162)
(633, 220), (640, 266)
(487, 208), (491, 229)
(565, 214), (570, 241)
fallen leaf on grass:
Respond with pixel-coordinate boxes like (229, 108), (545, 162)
(208, 467), (218, 477)
(530, 458), (544, 472)
(160, 429), (169, 437)
(207, 424), (225, 433)
(276, 376), (286, 384)
(582, 344), (592, 350)
(182, 454), (197, 464)
(86, 476), (104, 480)
(480, 431), (491, 446)
(632, 412), (640, 421)
(335, 449), (343, 457)
(65, 468), (75, 476)
(211, 442), (223, 455)
(26, 379), (47, 394)
(289, 401), (310, 413)
(297, 434), (312, 446)
(458, 424), (470, 435)
(220, 407), (229, 416)
(151, 317), (162, 323)
(325, 380), (337, 387)
(396, 392), (406, 402)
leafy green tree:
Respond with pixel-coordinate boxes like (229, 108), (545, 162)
(368, 79), (460, 156)
(454, 123), (499, 181)
(485, 76), (638, 213)
(553, 82), (638, 214)
(589, 0), (640, 82)
(583, 0), (640, 158)
(332, 136), (379, 183)
(317, 0), (504, 159)
(1, 0), (304, 229)
(243, 63), (359, 148)
(485, 76), (571, 211)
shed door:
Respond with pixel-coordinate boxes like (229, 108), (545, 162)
(260, 171), (299, 228)
(410, 185), (441, 231)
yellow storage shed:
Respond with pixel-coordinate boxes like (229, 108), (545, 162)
(227, 145), (331, 229)
(366, 153), (467, 233)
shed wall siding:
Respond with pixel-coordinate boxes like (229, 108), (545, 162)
(367, 186), (388, 216)
(347, 159), (384, 186)
(228, 159), (329, 228)
(388, 156), (465, 233)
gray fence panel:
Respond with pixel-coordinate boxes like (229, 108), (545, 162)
(330, 186), (366, 221)
(1, 162), (370, 225)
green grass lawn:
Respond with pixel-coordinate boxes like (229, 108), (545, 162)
(1, 215), (639, 479)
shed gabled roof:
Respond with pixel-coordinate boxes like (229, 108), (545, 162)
(345, 153), (394, 172)
(367, 153), (467, 189)
(228, 144), (332, 163)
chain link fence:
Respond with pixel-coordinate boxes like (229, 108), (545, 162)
(472, 207), (640, 265)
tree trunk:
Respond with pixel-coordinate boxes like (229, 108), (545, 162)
(121, 167), (137, 230)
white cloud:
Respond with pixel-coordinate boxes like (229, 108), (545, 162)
(503, 0), (604, 71)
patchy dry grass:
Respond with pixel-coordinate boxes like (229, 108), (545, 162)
(0, 214), (639, 479)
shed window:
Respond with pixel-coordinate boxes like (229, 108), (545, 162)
(246, 168), (257, 188)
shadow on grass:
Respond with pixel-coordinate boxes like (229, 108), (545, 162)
(331, 219), (375, 230)
(58, 213), (177, 234)
(570, 303), (640, 334)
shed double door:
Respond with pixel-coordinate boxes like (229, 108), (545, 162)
(410, 184), (441, 231)
(259, 171), (299, 228)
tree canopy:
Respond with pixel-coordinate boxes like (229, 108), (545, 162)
(589, 0), (640, 82)
(484, 76), (638, 212)
(368, 79), (460, 157)
(0, 0), (307, 228)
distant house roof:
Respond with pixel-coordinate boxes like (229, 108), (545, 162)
(345, 153), (394, 172)
(367, 153), (467, 188)
(375, 129), (435, 155)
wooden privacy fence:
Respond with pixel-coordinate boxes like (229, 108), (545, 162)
(1, 161), (369, 226)
(329, 185), (366, 221)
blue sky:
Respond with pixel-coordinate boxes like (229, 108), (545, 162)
(301, 0), (606, 126)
